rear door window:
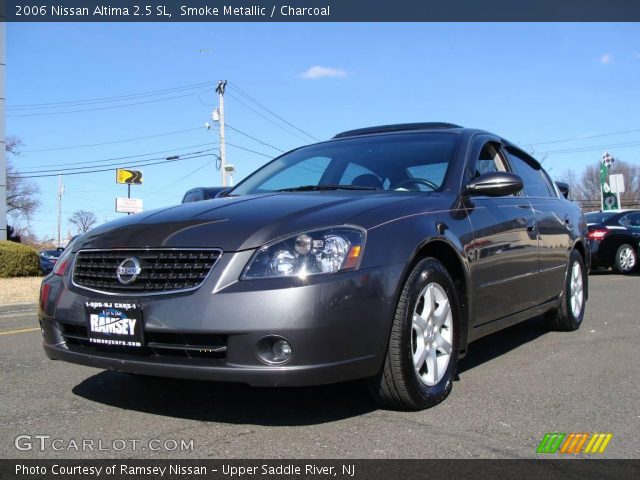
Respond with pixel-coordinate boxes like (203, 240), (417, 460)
(506, 147), (554, 198)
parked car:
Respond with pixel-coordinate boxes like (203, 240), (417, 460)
(40, 123), (588, 410)
(181, 187), (229, 203)
(39, 249), (61, 275)
(586, 209), (640, 274)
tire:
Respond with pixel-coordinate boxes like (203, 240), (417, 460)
(545, 249), (586, 331)
(368, 257), (460, 410)
(613, 244), (637, 274)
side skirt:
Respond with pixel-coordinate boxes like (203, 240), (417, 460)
(467, 298), (561, 343)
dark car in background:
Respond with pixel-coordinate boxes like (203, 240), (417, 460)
(40, 123), (588, 410)
(39, 249), (62, 275)
(181, 187), (229, 203)
(586, 210), (640, 274)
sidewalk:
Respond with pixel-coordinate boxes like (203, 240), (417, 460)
(0, 302), (38, 314)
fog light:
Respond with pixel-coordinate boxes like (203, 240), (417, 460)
(272, 339), (292, 362)
(256, 336), (293, 364)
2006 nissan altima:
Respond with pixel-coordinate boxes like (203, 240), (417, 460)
(40, 123), (588, 410)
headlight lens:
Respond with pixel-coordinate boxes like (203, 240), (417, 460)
(242, 226), (366, 279)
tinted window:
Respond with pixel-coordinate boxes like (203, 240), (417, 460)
(473, 142), (508, 177)
(621, 213), (640, 228)
(231, 133), (458, 195)
(506, 148), (553, 198)
(339, 162), (383, 186)
(585, 211), (618, 224)
(188, 190), (203, 202)
(259, 157), (332, 191)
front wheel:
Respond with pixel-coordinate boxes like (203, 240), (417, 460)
(614, 244), (637, 274)
(546, 249), (586, 331)
(368, 258), (460, 410)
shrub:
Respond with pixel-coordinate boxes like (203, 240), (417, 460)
(0, 241), (41, 278)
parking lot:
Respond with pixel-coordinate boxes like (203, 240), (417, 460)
(1, 272), (638, 459)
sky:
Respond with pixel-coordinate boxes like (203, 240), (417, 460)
(6, 22), (640, 240)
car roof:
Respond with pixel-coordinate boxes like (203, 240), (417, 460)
(329, 122), (541, 167)
(333, 122), (465, 139)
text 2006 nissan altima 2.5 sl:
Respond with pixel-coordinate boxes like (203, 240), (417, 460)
(40, 123), (589, 410)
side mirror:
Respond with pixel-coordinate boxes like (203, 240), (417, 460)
(465, 172), (523, 197)
(216, 188), (232, 198)
(555, 181), (569, 199)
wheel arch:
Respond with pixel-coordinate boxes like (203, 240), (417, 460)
(572, 239), (589, 300)
(402, 237), (471, 356)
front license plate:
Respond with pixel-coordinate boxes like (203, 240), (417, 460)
(85, 301), (143, 347)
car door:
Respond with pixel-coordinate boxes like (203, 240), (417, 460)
(505, 146), (572, 304)
(463, 137), (539, 327)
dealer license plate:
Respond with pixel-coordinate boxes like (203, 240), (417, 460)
(85, 301), (143, 347)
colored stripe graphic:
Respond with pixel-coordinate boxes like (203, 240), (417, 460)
(560, 433), (588, 454)
(538, 433), (613, 454)
(536, 433), (566, 453)
(584, 433), (613, 454)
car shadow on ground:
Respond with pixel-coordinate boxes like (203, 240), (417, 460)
(457, 315), (549, 375)
(73, 317), (552, 425)
(72, 373), (377, 426)
(589, 268), (640, 277)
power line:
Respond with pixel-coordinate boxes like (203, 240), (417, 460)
(539, 140), (640, 156)
(225, 124), (285, 152)
(18, 142), (218, 171)
(146, 160), (212, 198)
(14, 148), (217, 175)
(226, 91), (311, 143)
(10, 153), (214, 179)
(7, 81), (216, 110)
(226, 142), (274, 159)
(22, 127), (203, 153)
(7, 92), (200, 117)
(523, 127), (640, 147)
(228, 82), (320, 141)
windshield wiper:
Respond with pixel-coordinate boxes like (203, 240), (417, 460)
(275, 184), (379, 192)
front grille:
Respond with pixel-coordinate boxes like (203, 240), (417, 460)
(59, 322), (227, 360)
(73, 249), (221, 295)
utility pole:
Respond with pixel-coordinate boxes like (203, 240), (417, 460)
(57, 174), (64, 248)
(215, 80), (228, 187)
(0, 22), (6, 241)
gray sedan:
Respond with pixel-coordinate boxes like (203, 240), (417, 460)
(40, 123), (588, 410)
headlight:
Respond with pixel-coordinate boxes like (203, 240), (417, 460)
(242, 226), (366, 279)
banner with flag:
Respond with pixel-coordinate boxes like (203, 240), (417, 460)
(600, 151), (618, 210)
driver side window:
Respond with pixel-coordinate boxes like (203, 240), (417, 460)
(474, 142), (508, 178)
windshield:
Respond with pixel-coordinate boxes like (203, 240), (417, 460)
(230, 132), (459, 195)
(585, 212), (618, 224)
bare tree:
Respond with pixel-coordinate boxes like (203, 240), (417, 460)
(5, 136), (41, 221)
(68, 210), (97, 234)
(557, 169), (580, 201)
(559, 160), (640, 211)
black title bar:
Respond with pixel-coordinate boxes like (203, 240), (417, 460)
(2, 0), (640, 22)
(3, 459), (640, 480)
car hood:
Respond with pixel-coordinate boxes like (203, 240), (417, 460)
(75, 191), (422, 252)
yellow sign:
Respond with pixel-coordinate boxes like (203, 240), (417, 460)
(116, 169), (143, 185)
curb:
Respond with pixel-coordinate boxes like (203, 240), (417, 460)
(0, 302), (38, 315)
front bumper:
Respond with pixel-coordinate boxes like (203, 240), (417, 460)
(40, 251), (405, 387)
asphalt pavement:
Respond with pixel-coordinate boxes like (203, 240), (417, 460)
(1, 272), (638, 459)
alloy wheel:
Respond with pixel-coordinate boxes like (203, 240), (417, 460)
(411, 282), (453, 386)
(618, 247), (636, 272)
(569, 261), (584, 318)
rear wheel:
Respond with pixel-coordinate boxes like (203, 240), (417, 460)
(368, 258), (460, 410)
(614, 244), (637, 274)
(546, 249), (586, 331)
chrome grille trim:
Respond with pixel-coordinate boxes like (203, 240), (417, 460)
(71, 248), (222, 296)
